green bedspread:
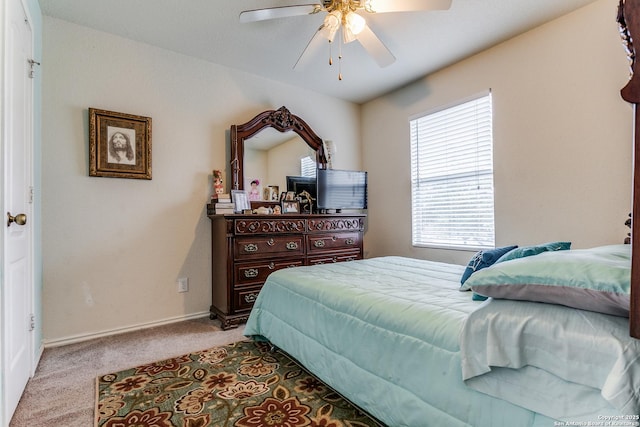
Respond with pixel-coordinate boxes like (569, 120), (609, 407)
(244, 256), (566, 426)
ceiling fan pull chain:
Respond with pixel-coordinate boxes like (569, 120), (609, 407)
(338, 34), (343, 80)
(329, 40), (333, 65)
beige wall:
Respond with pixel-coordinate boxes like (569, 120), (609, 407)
(41, 17), (361, 343)
(362, 0), (632, 264)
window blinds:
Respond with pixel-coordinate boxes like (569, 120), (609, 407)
(300, 156), (317, 178)
(410, 93), (495, 249)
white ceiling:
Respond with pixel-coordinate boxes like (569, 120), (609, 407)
(38, 0), (600, 104)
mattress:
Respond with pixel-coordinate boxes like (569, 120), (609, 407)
(244, 256), (561, 426)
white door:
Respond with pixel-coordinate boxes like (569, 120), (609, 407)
(3, 0), (34, 422)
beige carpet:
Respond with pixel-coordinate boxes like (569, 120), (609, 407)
(9, 317), (246, 427)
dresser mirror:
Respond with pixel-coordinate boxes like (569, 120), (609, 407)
(230, 106), (327, 197)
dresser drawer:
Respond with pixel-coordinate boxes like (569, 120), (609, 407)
(234, 235), (304, 260)
(308, 251), (361, 265)
(235, 259), (303, 286)
(307, 232), (361, 254)
(233, 285), (262, 312)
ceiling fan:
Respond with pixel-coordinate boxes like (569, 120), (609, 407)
(240, 0), (452, 79)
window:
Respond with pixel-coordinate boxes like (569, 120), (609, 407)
(410, 92), (495, 249)
(300, 156), (317, 178)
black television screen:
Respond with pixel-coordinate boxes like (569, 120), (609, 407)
(286, 176), (316, 200)
(316, 169), (367, 211)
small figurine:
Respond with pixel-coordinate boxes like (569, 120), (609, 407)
(249, 179), (261, 200)
(298, 190), (316, 214)
(213, 170), (224, 196)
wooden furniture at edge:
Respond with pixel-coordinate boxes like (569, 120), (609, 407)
(209, 213), (366, 329)
(619, 0), (640, 338)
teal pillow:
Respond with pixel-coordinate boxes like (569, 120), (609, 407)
(467, 245), (631, 317)
(472, 292), (488, 301)
(460, 245), (518, 290)
(495, 241), (571, 264)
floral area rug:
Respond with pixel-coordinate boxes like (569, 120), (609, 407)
(95, 339), (383, 427)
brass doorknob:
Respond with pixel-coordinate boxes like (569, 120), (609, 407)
(7, 212), (27, 227)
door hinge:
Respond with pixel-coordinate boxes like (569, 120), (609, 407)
(29, 314), (35, 331)
(28, 59), (40, 79)
(28, 186), (34, 204)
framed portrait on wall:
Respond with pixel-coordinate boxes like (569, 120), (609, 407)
(89, 108), (152, 179)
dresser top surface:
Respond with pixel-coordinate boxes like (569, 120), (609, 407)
(208, 213), (367, 220)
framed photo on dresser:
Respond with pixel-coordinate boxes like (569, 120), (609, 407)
(282, 200), (300, 214)
(231, 190), (250, 213)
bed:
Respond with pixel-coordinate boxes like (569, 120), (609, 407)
(244, 250), (638, 426)
(244, 2), (640, 425)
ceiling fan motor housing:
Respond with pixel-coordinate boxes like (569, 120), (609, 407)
(323, 0), (367, 14)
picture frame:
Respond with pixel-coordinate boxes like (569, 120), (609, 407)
(263, 185), (280, 201)
(282, 200), (300, 214)
(231, 190), (251, 213)
(247, 178), (262, 201)
(89, 108), (152, 179)
(285, 191), (296, 201)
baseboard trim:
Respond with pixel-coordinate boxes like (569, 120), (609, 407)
(43, 311), (211, 348)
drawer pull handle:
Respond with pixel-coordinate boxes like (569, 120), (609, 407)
(332, 256), (338, 263)
(244, 243), (259, 253)
(244, 268), (259, 278)
(286, 242), (299, 250)
(268, 262), (275, 270)
(267, 238), (275, 246)
(314, 240), (325, 248)
(244, 293), (259, 303)
(345, 238), (355, 245)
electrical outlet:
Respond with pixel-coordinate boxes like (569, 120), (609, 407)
(177, 277), (189, 293)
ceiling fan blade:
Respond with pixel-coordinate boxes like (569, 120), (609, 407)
(294, 27), (327, 70)
(364, 0), (452, 13)
(357, 25), (395, 67)
(239, 4), (323, 23)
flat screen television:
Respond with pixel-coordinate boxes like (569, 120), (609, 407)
(316, 169), (367, 211)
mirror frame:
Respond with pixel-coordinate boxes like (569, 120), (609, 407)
(230, 106), (327, 191)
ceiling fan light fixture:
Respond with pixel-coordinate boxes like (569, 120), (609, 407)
(342, 12), (365, 43)
(320, 10), (342, 42)
(346, 11), (366, 35)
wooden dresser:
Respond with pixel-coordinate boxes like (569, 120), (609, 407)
(208, 213), (366, 329)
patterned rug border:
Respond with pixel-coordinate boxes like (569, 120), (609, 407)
(94, 339), (384, 427)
